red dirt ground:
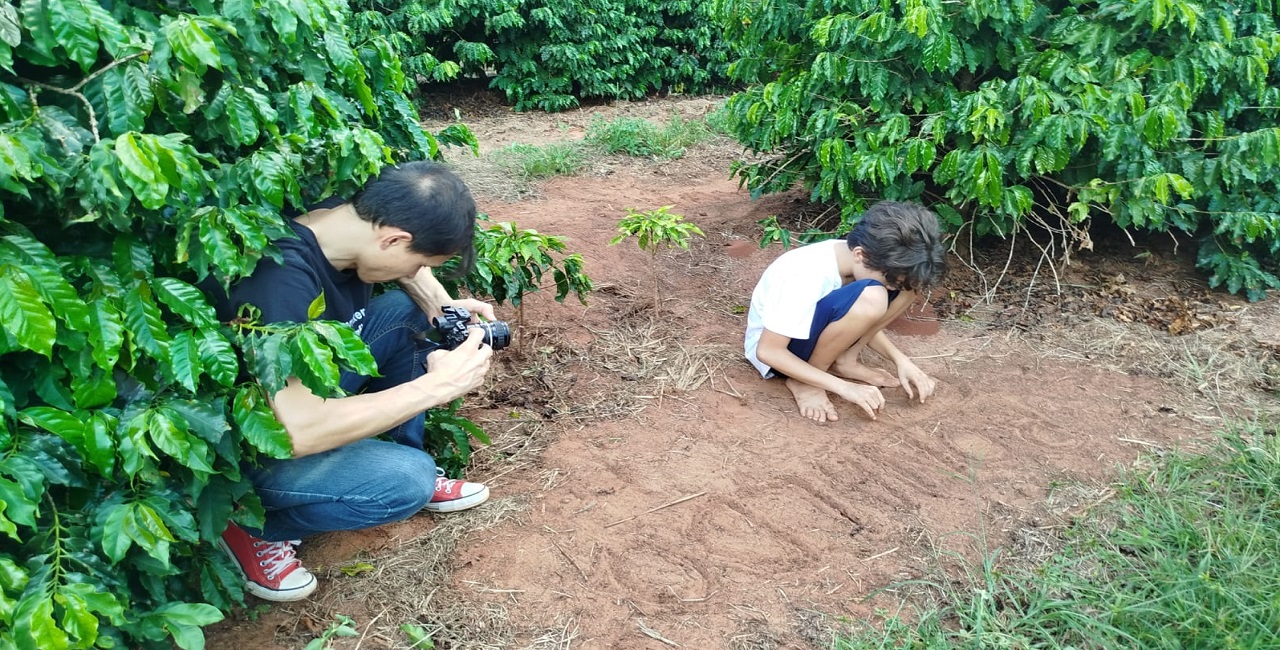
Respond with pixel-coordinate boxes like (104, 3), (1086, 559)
(206, 97), (1254, 649)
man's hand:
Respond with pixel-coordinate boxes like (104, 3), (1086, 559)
(831, 381), (884, 419)
(442, 298), (496, 323)
(422, 328), (493, 401)
(897, 360), (936, 403)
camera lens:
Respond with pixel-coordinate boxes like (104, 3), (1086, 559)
(473, 321), (512, 351)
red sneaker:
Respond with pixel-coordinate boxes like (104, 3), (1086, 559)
(218, 523), (317, 602)
(425, 468), (490, 513)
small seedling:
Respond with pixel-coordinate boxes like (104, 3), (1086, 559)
(610, 205), (705, 308)
(757, 215), (793, 249)
(338, 560), (375, 577)
(303, 615), (358, 650)
(402, 623), (436, 648)
(424, 397), (492, 478)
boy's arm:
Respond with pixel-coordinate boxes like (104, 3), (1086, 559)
(398, 267), (496, 322)
(269, 328), (492, 457)
(756, 330), (846, 392)
(756, 331), (885, 419)
(864, 294), (936, 402)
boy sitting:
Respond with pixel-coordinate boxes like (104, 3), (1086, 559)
(744, 201), (947, 422)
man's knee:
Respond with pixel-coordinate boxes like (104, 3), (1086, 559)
(367, 447), (438, 522)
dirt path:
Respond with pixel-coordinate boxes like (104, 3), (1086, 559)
(207, 96), (1273, 649)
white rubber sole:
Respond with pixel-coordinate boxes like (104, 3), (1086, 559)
(423, 485), (491, 513)
(217, 539), (318, 602)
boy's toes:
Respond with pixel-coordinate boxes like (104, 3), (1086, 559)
(822, 404), (839, 422)
(802, 403), (839, 423)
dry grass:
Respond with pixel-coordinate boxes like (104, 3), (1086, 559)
(300, 497), (530, 650)
(1028, 316), (1278, 423)
(580, 315), (741, 397)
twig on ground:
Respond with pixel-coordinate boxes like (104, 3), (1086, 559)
(353, 606), (390, 650)
(636, 619), (681, 647)
(549, 539), (589, 582)
(862, 547), (899, 563)
(1117, 437), (1161, 448)
(605, 491), (708, 528)
(666, 586), (719, 602)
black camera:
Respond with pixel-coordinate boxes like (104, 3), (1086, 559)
(429, 306), (511, 351)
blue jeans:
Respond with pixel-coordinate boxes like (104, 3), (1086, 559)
(247, 291), (440, 541)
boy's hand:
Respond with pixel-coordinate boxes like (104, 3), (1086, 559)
(898, 362), (935, 403)
(833, 382), (884, 419)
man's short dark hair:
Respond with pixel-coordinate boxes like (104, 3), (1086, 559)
(350, 161), (477, 273)
(845, 201), (946, 292)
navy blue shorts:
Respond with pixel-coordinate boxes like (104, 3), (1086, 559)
(785, 278), (891, 363)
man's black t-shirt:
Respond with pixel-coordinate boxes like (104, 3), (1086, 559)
(213, 221), (371, 334)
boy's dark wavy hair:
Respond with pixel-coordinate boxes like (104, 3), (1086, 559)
(845, 201), (947, 292)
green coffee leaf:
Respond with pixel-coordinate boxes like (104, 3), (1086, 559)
(141, 493), (200, 543)
(125, 502), (174, 566)
(97, 502), (131, 562)
(87, 300), (124, 369)
(307, 292), (326, 320)
(114, 133), (168, 209)
(233, 385), (292, 459)
(118, 412), (160, 479)
(48, 0), (99, 72)
(0, 234), (90, 332)
(164, 16), (222, 72)
(122, 281), (171, 361)
(244, 332), (291, 395)
(312, 321), (377, 374)
(52, 588), (98, 647)
(290, 328), (340, 394)
(83, 413), (118, 477)
(0, 267), (56, 357)
(13, 593), (70, 650)
(17, 0), (58, 65)
(0, 477), (36, 529)
(197, 330), (239, 387)
(154, 277), (217, 327)
(18, 406), (86, 444)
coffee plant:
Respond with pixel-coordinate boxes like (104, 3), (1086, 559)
(439, 215), (593, 328)
(610, 206), (705, 307)
(348, 0), (735, 110)
(715, 0), (1280, 299)
(0, 1), (479, 647)
(423, 397), (490, 478)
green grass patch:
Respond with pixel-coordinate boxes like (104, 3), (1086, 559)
(838, 425), (1280, 650)
(585, 112), (715, 159)
(493, 142), (587, 180)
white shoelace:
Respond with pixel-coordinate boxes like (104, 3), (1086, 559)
(435, 468), (460, 496)
(253, 539), (302, 580)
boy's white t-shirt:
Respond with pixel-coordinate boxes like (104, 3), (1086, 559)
(744, 239), (844, 377)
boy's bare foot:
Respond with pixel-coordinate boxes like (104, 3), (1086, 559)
(786, 378), (839, 423)
(831, 359), (900, 387)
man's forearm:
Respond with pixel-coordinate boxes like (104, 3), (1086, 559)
(398, 267), (453, 318)
(270, 375), (455, 457)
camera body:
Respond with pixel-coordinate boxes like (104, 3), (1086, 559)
(430, 306), (511, 351)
